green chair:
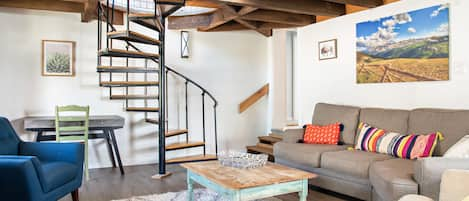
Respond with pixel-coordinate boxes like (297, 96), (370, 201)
(55, 105), (90, 180)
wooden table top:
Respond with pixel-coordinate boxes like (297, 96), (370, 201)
(181, 161), (316, 190)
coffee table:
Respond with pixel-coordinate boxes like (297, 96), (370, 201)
(181, 161), (316, 201)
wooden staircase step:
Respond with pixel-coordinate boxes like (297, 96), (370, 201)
(256, 142), (273, 150)
(166, 154), (217, 164)
(126, 107), (160, 112)
(100, 81), (159, 87)
(110, 95), (159, 100)
(166, 129), (188, 137)
(128, 14), (163, 31)
(269, 133), (283, 139)
(98, 48), (160, 59)
(166, 141), (205, 151)
(246, 145), (273, 156)
(97, 66), (159, 73)
(108, 30), (161, 45)
(258, 136), (282, 144)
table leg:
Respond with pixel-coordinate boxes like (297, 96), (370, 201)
(298, 179), (308, 201)
(36, 131), (44, 142)
(187, 172), (194, 201)
(103, 129), (117, 168)
(230, 191), (241, 201)
(109, 129), (124, 175)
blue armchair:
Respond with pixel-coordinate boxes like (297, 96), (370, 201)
(0, 117), (84, 201)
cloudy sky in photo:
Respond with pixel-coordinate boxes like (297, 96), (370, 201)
(356, 4), (449, 51)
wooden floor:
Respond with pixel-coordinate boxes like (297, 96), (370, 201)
(59, 164), (357, 201)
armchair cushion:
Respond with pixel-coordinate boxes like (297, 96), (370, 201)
(414, 157), (469, 200)
(19, 141), (84, 165)
(40, 162), (78, 192)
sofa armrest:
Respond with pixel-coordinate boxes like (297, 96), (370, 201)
(19, 142), (84, 166)
(414, 157), (469, 199)
(282, 128), (304, 143)
(0, 156), (44, 200)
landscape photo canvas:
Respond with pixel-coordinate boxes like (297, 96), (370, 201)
(356, 4), (449, 84)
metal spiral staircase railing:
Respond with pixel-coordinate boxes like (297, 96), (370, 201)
(96, 0), (218, 176)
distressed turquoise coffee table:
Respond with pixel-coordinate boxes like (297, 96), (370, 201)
(182, 161), (316, 201)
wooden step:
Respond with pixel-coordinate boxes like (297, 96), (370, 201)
(166, 141), (205, 151)
(97, 66), (159, 73)
(166, 154), (217, 164)
(98, 48), (159, 59)
(110, 95), (159, 100)
(108, 30), (161, 45)
(269, 133), (283, 139)
(258, 136), (282, 144)
(128, 13), (163, 31)
(256, 142), (273, 150)
(246, 145), (273, 156)
(166, 129), (188, 137)
(126, 107), (160, 112)
(100, 81), (159, 87)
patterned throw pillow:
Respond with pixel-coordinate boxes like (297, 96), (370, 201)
(355, 122), (444, 159)
(303, 123), (341, 145)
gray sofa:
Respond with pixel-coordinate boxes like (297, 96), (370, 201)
(274, 103), (469, 201)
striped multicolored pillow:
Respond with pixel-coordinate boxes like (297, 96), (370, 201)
(355, 122), (444, 159)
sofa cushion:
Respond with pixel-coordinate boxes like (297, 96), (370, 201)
(40, 161), (78, 192)
(370, 158), (418, 201)
(273, 142), (347, 168)
(312, 103), (360, 145)
(321, 150), (392, 179)
(408, 109), (469, 156)
(303, 123), (341, 145)
(359, 108), (409, 135)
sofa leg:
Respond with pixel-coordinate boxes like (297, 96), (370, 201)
(71, 189), (79, 201)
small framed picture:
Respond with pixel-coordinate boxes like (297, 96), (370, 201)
(318, 39), (337, 60)
(42, 40), (76, 76)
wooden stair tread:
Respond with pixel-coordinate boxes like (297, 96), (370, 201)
(128, 14), (162, 31)
(100, 81), (159, 87)
(97, 66), (159, 73)
(98, 48), (160, 59)
(166, 154), (217, 164)
(126, 107), (160, 112)
(246, 145), (273, 156)
(256, 142), (273, 150)
(110, 95), (159, 100)
(107, 30), (160, 45)
(258, 136), (282, 144)
(166, 141), (205, 151)
(269, 133), (283, 139)
(166, 129), (188, 137)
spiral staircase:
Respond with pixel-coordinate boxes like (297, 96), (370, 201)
(96, 0), (218, 177)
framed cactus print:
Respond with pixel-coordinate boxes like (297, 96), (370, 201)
(41, 40), (76, 77)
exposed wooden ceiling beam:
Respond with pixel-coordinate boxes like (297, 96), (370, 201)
(0, 0), (84, 13)
(240, 10), (316, 25)
(186, 0), (221, 8)
(322, 0), (383, 8)
(168, 14), (212, 29)
(219, 4), (273, 37)
(215, 0), (345, 16)
(81, 0), (98, 22)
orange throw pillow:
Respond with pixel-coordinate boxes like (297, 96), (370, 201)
(303, 123), (341, 145)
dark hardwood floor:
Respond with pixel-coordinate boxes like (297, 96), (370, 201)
(59, 164), (354, 201)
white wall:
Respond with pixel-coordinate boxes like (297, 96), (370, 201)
(0, 7), (270, 168)
(295, 0), (469, 125)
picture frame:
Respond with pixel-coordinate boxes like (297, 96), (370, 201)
(181, 31), (189, 58)
(41, 40), (76, 77)
(318, 39), (338, 60)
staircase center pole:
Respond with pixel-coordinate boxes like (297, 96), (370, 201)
(157, 12), (167, 176)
